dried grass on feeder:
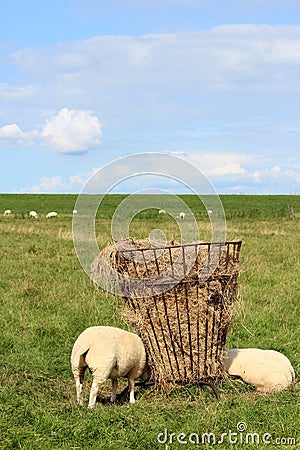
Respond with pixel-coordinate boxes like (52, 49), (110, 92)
(91, 238), (242, 385)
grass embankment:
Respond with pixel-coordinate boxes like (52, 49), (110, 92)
(0, 194), (299, 449)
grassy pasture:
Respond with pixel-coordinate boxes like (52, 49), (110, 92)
(1, 193), (299, 219)
(0, 194), (299, 449)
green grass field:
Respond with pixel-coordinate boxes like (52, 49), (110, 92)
(0, 194), (299, 449)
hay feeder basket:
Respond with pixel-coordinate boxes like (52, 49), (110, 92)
(93, 239), (242, 398)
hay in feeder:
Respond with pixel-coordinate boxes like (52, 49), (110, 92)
(91, 238), (242, 385)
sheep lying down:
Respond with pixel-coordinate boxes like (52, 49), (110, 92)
(224, 348), (295, 393)
(71, 326), (149, 408)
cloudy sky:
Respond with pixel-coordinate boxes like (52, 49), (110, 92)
(1, 0), (300, 194)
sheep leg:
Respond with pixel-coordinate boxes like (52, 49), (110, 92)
(110, 378), (118, 403)
(73, 367), (86, 405)
(88, 379), (100, 409)
(128, 378), (136, 404)
(75, 378), (83, 405)
(88, 374), (108, 409)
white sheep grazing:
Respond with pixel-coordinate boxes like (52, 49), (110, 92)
(3, 209), (12, 216)
(207, 210), (213, 216)
(73, 209), (78, 215)
(224, 348), (295, 393)
(71, 326), (149, 409)
(158, 209), (166, 214)
(179, 212), (185, 220)
(46, 211), (58, 218)
(29, 210), (38, 219)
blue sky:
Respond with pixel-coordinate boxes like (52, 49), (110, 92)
(1, 0), (300, 194)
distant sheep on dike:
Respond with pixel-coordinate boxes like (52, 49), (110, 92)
(3, 209), (12, 216)
(46, 212), (58, 218)
(224, 348), (295, 393)
(29, 211), (38, 218)
(71, 326), (150, 408)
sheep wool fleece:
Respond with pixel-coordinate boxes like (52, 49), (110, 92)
(224, 348), (295, 393)
(71, 326), (147, 407)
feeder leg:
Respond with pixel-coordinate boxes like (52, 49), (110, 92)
(210, 383), (220, 401)
(199, 381), (220, 400)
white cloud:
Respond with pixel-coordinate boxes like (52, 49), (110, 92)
(69, 174), (86, 185)
(10, 25), (300, 91)
(41, 108), (102, 154)
(0, 124), (25, 139)
(2, 25), (300, 193)
(285, 169), (300, 183)
(252, 171), (261, 183)
(0, 82), (35, 99)
(174, 152), (300, 193)
(0, 123), (37, 146)
(207, 161), (247, 176)
(186, 152), (249, 175)
(272, 165), (281, 173)
(251, 165), (300, 185)
(4, 25), (300, 142)
(17, 152), (300, 194)
(21, 174), (86, 193)
(0, 107), (103, 153)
